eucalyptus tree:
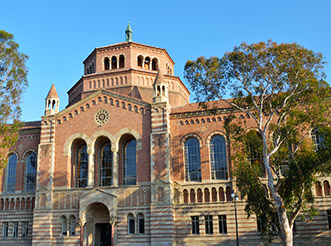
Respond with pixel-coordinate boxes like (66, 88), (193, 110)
(184, 40), (330, 246)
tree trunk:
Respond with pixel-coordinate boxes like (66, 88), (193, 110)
(278, 207), (293, 246)
(262, 134), (293, 246)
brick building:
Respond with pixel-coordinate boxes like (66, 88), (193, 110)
(0, 25), (330, 245)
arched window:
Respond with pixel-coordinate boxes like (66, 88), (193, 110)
(184, 137), (201, 181)
(144, 57), (150, 69)
(61, 216), (67, 236)
(312, 126), (326, 151)
(246, 131), (265, 177)
(315, 182), (322, 196)
(190, 189), (195, 203)
(104, 57), (110, 70)
(226, 187), (232, 201)
(204, 188), (210, 202)
(25, 152), (37, 191)
(111, 56), (117, 69)
(6, 154), (17, 192)
(152, 58), (158, 71)
(76, 144), (88, 188)
(99, 142), (112, 186)
(212, 187), (217, 202)
(210, 135), (228, 180)
(70, 216), (76, 236)
(183, 189), (188, 204)
(119, 55), (125, 68)
(324, 181), (330, 196)
(128, 213), (135, 234)
(137, 213), (145, 234)
(123, 139), (137, 185)
(137, 55), (143, 68)
(197, 188), (202, 203)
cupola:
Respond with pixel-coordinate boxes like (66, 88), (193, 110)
(45, 84), (59, 116)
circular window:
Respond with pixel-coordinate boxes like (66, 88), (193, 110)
(95, 109), (109, 125)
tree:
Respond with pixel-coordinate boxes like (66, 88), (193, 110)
(0, 30), (28, 168)
(184, 40), (331, 246)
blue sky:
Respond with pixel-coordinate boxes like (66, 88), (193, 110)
(1, 0), (330, 122)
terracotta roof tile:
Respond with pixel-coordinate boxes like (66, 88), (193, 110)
(171, 100), (233, 114)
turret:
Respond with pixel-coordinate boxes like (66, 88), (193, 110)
(45, 84), (59, 116)
(125, 22), (132, 42)
(153, 70), (168, 103)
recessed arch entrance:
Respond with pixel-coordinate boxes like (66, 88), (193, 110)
(85, 202), (111, 246)
(79, 189), (117, 246)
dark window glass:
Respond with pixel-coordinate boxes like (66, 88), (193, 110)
(99, 142), (112, 186)
(210, 135), (228, 179)
(22, 222), (28, 238)
(13, 222), (18, 238)
(185, 138), (201, 181)
(312, 126), (326, 151)
(218, 215), (227, 234)
(6, 154), (17, 192)
(128, 215), (135, 234)
(327, 210), (331, 230)
(138, 214), (145, 234)
(205, 215), (213, 234)
(76, 144), (88, 188)
(191, 216), (199, 235)
(3, 222), (8, 238)
(25, 153), (37, 191)
(123, 140), (136, 185)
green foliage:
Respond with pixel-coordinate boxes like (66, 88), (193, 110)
(0, 30), (28, 168)
(185, 40), (330, 245)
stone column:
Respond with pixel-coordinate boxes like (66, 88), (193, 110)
(112, 149), (118, 186)
(79, 218), (85, 246)
(87, 149), (94, 187)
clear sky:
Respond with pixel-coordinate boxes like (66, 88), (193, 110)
(1, 0), (330, 122)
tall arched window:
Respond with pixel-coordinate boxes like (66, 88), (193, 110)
(61, 216), (67, 236)
(312, 126), (325, 151)
(111, 56), (117, 69)
(6, 154), (17, 192)
(70, 216), (76, 236)
(104, 57), (110, 70)
(137, 55), (143, 68)
(76, 144), (88, 188)
(137, 213), (145, 234)
(246, 131), (265, 177)
(210, 135), (228, 180)
(99, 142), (112, 186)
(25, 153), (37, 191)
(184, 137), (201, 181)
(119, 55), (125, 68)
(128, 213), (135, 234)
(123, 139), (137, 185)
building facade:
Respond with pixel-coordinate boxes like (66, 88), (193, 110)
(0, 26), (330, 245)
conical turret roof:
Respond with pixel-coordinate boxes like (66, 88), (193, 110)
(46, 84), (59, 99)
(154, 69), (166, 85)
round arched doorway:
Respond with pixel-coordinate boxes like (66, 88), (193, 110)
(85, 202), (112, 246)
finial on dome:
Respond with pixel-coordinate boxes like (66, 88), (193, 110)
(125, 22), (132, 42)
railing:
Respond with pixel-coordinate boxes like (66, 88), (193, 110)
(0, 193), (35, 211)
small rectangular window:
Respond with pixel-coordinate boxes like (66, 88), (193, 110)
(327, 210), (331, 230)
(22, 222), (28, 238)
(13, 222), (18, 238)
(205, 215), (213, 234)
(218, 215), (227, 234)
(3, 222), (8, 238)
(191, 216), (199, 235)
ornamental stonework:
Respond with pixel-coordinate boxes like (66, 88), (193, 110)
(95, 109), (109, 125)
